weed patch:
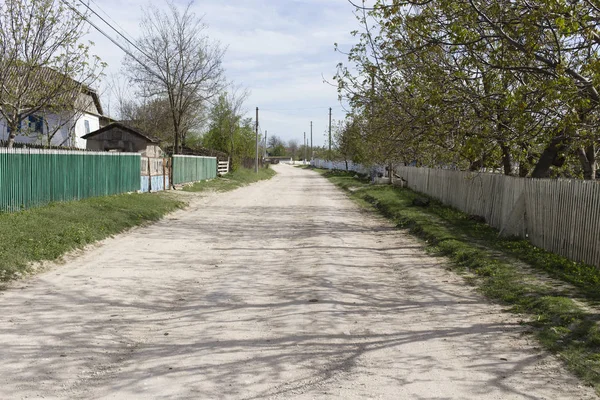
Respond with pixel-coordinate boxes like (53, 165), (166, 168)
(183, 167), (276, 192)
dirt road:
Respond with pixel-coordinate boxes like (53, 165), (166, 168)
(0, 164), (595, 399)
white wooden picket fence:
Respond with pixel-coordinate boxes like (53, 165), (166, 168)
(394, 166), (600, 268)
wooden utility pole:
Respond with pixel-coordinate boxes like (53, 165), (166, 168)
(310, 121), (313, 161)
(328, 107), (332, 160)
(264, 130), (268, 157)
(255, 107), (259, 173)
(304, 131), (306, 164)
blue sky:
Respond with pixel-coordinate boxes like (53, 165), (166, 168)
(86, 0), (361, 146)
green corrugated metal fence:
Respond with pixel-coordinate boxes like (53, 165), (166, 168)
(172, 155), (217, 185)
(0, 148), (141, 212)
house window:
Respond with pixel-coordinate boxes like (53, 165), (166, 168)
(28, 115), (44, 133)
(84, 120), (90, 134)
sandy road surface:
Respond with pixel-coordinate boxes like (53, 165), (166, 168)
(0, 164), (595, 399)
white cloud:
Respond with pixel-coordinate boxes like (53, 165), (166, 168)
(84, 0), (358, 143)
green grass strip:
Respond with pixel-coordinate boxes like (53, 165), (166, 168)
(182, 166), (276, 192)
(319, 168), (600, 393)
(0, 192), (184, 283)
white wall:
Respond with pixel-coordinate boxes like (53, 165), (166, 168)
(74, 113), (100, 148)
(0, 112), (99, 148)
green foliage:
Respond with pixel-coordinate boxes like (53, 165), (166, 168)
(337, 0), (600, 179)
(202, 94), (255, 171)
(319, 169), (600, 392)
(0, 193), (183, 282)
(0, 0), (104, 147)
(333, 117), (366, 164)
(266, 135), (288, 157)
(182, 166), (276, 193)
(270, 143), (286, 157)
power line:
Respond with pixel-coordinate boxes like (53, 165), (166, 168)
(74, 0), (153, 62)
(58, 0), (162, 82)
(261, 105), (344, 112)
(88, 0), (138, 44)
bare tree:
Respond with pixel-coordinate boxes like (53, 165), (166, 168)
(288, 139), (299, 160)
(0, 0), (104, 148)
(124, 1), (225, 154)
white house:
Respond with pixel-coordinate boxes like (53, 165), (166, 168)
(0, 64), (106, 149)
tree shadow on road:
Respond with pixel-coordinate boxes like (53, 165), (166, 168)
(0, 168), (590, 399)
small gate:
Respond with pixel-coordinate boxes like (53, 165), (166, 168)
(218, 158), (230, 175)
(141, 157), (171, 192)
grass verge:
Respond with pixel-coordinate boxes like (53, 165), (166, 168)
(0, 192), (184, 283)
(182, 166), (276, 192)
(318, 168), (600, 393)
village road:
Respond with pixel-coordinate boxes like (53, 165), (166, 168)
(0, 164), (596, 399)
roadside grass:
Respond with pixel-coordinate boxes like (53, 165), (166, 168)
(0, 193), (184, 283)
(318, 168), (600, 392)
(182, 166), (276, 192)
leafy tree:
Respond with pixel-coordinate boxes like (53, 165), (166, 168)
(0, 0), (104, 148)
(271, 143), (286, 157)
(202, 93), (255, 170)
(266, 135), (287, 156)
(268, 135), (285, 149)
(334, 117), (366, 169)
(336, 0), (600, 179)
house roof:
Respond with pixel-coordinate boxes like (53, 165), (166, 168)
(0, 65), (103, 116)
(81, 122), (160, 143)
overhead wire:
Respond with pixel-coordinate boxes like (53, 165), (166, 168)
(88, 0), (139, 44)
(261, 105), (344, 112)
(58, 0), (162, 81)
(74, 0), (154, 62)
(69, 0), (345, 140)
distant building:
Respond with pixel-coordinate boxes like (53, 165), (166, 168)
(82, 122), (163, 157)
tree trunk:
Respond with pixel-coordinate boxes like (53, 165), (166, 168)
(576, 145), (596, 180)
(500, 143), (513, 176)
(469, 159), (482, 171)
(518, 164), (528, 177)
(174, 131), (179, 155)
(531, 135), (570, 179)
(229, 126), (235, 160)
(518, 143), (533, 177)
(6, 119), (20, 148)
(6, 134), (15, 148)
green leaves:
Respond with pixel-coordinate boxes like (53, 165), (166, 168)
(0, 0), (104, 146)
(336, 0), (600, 178)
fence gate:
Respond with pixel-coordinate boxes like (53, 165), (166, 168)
(141, 157), (171, 192)
(218, 158), (230, 175)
